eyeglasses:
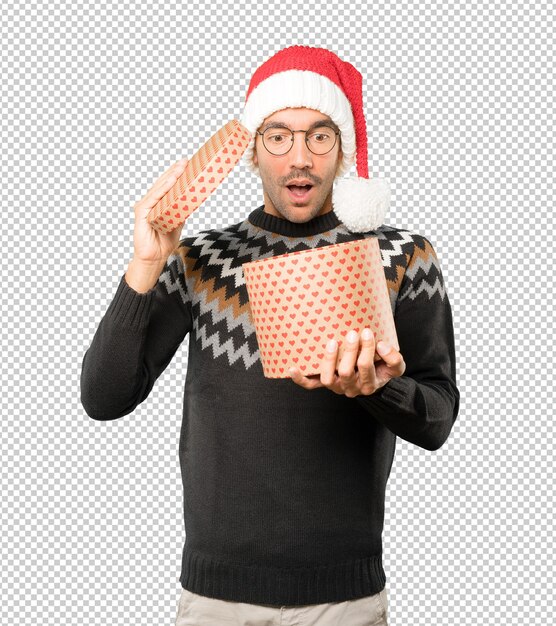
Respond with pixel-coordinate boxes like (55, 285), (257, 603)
(256, 126), (341, 156)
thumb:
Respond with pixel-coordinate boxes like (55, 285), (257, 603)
(376, 341), (406, 377)
(376, 341), (393, 359)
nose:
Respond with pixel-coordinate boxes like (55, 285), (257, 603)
(287, 132), (313, 170)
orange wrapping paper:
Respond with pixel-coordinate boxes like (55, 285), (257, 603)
(243, 237), (399, 379)
(147, 119), (251, 233)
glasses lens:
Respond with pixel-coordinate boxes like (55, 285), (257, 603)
(261, 126), (339, 155)
(306, 126), (337, 154)
(262, 128), (293, 155)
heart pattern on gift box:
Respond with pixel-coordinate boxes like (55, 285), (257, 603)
(147, 120), (251, 234)
(243, 238), (399, 379)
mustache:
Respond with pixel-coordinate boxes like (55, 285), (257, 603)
(282, 173), (321, 185)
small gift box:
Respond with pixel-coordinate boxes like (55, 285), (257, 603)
(147, 119), (251, 233)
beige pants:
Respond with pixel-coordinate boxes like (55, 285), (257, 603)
(174, 586), (389, 626)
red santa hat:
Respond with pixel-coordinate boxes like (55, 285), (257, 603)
(240, 45), (391, 232)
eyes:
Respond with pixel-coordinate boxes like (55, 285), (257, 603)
(259, 126), (340, 156)
(265, 128), (333, 145)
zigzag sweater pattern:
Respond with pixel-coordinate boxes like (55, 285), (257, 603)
(80, 205), (459, 606)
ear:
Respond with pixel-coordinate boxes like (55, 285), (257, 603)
(252, 134), (259, 166)
(335, 145), (343, 175)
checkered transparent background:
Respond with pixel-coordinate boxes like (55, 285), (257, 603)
(1, 1), (554, 624)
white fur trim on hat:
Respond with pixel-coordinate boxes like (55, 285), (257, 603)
(332, 177), (391, 232)
(240, 70), (356, 178)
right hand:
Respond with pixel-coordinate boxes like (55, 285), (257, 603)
(131, 158), (189, 264)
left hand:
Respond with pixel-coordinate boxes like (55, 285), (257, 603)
(289, 328), (406, 397)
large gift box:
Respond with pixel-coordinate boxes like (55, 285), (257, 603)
(243, 237), (399, 378)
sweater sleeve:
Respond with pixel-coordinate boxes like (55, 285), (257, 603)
(356, 235), (460, 450)
(80, 247), (193, 421)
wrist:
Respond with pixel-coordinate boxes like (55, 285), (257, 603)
(125, 257), (167, 293)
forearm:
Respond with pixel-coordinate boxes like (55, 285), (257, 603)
(357, 233), (460, 450)
(81, 251), (192, 420)
(80, 274), (156, 420)
(356, 375), (459, 450)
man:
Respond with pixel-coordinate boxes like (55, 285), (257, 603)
(81, 46), (459, 626)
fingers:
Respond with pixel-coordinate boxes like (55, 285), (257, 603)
(135, 158), (189, 211)
(289, 366), (324, 390)
(319, 338), (339, 386)
(376, 341), (406, 376)
(171, 157), (188, 175)
(153, 158), (188, 195)
(356, 328), (379, 394)
(336, 330), (362, 397)
(289, 330), (403, 396)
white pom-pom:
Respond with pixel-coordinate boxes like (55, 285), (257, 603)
(332, 177), (391, 232)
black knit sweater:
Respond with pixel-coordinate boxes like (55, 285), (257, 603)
(80, 206), (459, 606)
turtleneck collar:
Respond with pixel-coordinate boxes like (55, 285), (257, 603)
(247, 205), (342, 237)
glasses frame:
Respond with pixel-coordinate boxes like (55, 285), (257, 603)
(256, 126), (341, 156)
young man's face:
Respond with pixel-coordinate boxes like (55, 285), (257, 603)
(253, 107), (343, 223)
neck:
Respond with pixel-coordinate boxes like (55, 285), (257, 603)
(247, 205), (342, 237)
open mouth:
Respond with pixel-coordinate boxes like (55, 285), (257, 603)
(286, 184), (314, 201)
